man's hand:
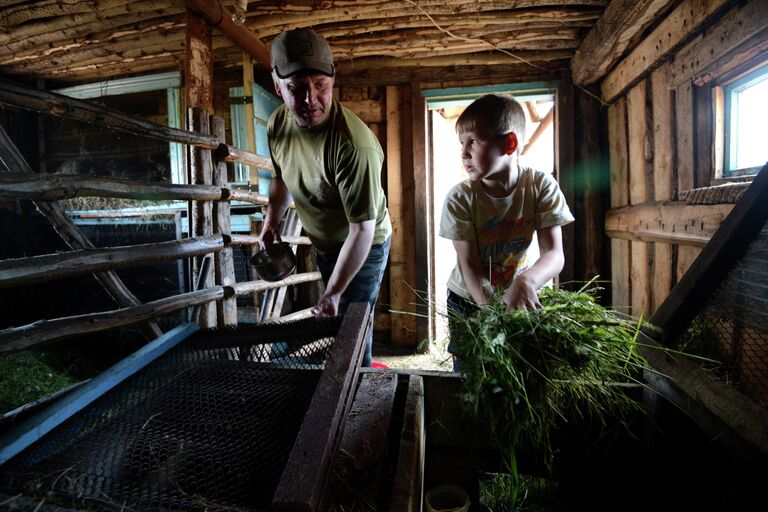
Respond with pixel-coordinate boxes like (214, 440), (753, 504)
(312, 291), (341, 317)
(259, 223), (283, 250)
(503, 273), (541, 312)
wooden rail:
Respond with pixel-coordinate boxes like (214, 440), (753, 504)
(0, 82), (319, 346)
(0, 235), (224, 288)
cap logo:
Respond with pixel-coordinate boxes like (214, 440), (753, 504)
(293, 38), (313, 57)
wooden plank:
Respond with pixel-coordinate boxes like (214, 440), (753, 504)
(676, 245), (701, 282)
(627, 80), (652, 317)
(229, 234), (311, 247)
(669, 0), (768, 87)
(338, 371), (397, 470)
(0, 173), (222, 202)
(601, 0), (733, 102)
(571, 0), (677, 86)
(0, 288), (222, 354)
(212, 116), (237, 327)
(650, 64), (675, 311)
(651, 63), (675, 202)
(650, 163), (768, 343)
(0, 323), (199, 466)
(605, 201), (733, 246)
(232, 271), (323, 296)
(0, 235), (223, 288)
(341, 99), (386, 124)
(242, 52), (259, 186)
(386, 86), (418, 346)
(389, 374), (425, 512)
(676, 80), (695, 193)
(611, 239), (631, 313)
(607, 98), (629, 208)
(273, 302), (370, 512)
(411, 87), (430, 345)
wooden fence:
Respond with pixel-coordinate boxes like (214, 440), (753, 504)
(0, 80), (321, 355)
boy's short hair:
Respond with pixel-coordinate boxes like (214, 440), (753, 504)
(456, 93), (526, 142)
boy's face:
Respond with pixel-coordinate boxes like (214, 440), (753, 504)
(273, 72), (334, 127)
(458, 123), (511, 182)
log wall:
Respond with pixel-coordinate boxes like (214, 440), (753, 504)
(595, 0), (768, 318)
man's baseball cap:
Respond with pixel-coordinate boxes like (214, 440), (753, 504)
(271, 28), (335, 78)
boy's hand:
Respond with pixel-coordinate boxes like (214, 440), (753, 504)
(503, 274), (541, 312)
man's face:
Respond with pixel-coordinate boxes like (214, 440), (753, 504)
(273, 73), (334, 127)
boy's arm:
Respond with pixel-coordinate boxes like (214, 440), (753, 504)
(452, 239), (493, 306)
(503, 224), (565, 311)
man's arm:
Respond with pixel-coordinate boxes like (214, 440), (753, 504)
(503, 224), (565, 311)
(312, 219), (376, 317)
(259, 177), (293, 248)
(452, 239), (493, 306)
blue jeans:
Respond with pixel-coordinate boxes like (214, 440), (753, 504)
(446, 289), (479, 372)
(316, 236), (391, 367)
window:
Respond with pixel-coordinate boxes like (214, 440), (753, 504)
(720, 63), (768, 177)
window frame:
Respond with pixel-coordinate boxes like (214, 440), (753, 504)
(721, 64), (768, 177)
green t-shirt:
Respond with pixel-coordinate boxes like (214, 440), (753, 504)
(268, 100), (391, 253)
(439, 168), (574, 300)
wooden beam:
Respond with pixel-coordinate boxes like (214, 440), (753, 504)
(231, 271), (323, 296)
(184, 7), (213, 113)
(273, 302), (370, 512)
(0, 235), (223, 289)
(601, 0), (734, 103)
(215, 143), (273, 170)
(389, 374), (425, 512)
(669, 0), (768, 87)
(229, 234), (311, 247)
(0, 173), (223, 202)
(605, 201), (733, 247)
(0, 288), (223, 355)
(571, 0), (676, 86)
(521, 106), (552, 156)
(555, 71), (575, 287)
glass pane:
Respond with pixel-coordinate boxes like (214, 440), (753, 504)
(729, 71), (768, 172)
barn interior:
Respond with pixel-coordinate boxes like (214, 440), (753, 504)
(0, 0), (767, 510)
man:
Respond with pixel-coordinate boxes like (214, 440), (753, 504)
(261, 28), (392, 367)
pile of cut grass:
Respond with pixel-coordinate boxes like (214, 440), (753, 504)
(451, 282), (653, 504)
(0, 351), (76, 413)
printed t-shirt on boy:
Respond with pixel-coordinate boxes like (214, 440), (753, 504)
(439, 167), (574, 301)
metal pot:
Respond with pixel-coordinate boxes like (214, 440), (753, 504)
(251, 242), (297, 282)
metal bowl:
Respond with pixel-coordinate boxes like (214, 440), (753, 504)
(251, 242), (297, 282)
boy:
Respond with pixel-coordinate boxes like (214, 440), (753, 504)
(439, 94), (574, 371)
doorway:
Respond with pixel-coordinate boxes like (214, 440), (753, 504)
(425, 84), (557, 344)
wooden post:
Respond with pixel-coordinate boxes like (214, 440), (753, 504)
(184, 8), (213, 114)
(189, 107), (216, 328)
(627, 80), (652, 318)
(386, 85), (418, 346)
(212, 115), (238, 327)
(242, 52), (260, 188)
(411, 86), (431, 346)
(555, 70), (576, 288)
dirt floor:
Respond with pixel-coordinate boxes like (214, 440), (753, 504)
(372, 335), (453, 372)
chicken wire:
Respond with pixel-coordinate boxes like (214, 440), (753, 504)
(0, 316), (343, 512)
(678, 220), (768, 407)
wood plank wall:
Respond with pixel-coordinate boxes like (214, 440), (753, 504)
(602, 0), (768, 319)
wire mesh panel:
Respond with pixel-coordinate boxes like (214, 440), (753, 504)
(679, 220), (768, 407)
(0, 316), (343, 512)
